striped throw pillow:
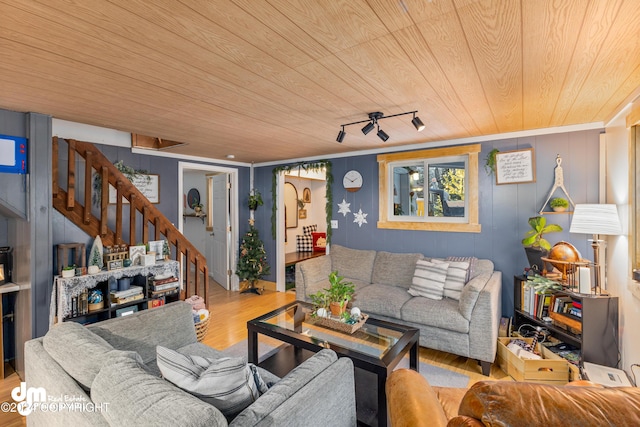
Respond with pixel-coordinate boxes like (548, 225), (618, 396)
(409, 260), (449, 300)
(156, 346), (268, 418)
(442, 261), (470, 300)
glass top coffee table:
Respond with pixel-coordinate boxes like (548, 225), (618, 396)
(247, 301), (419, 427)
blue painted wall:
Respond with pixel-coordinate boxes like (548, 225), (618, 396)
(255, 129), (602, 316)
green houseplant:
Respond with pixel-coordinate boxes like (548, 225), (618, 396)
(248, 189), (263, 211)
(522, 216), (562, 272)
(550, 197), (569, 212)
(309, 271), (355, 317)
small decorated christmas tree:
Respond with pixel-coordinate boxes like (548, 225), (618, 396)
(236, 224), (270, 293)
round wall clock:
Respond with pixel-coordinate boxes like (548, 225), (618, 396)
(343, 170), (363, 192)
(187, 188), (201, 208)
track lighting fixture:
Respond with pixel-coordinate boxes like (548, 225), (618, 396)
(377, 126), (389, 142)
(337, 110), (424, 143)
(361, 121), (375, 135)
(412, 113), (425, 132)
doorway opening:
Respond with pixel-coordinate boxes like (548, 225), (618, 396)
(178, 162), (239, 292)
(275, 166), (328, 292)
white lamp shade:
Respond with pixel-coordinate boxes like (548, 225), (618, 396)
(569, 204), (622, 236)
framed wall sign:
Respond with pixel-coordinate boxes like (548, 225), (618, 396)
(495, 148), (536, 185)
(109, 174), (160, 204)
(0, 134), (27, 174)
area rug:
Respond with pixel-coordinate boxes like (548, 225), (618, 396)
(221, 339), (469, 388)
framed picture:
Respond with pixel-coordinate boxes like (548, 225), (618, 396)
(298, 209), (307, 219)
(148, 240), (165, 261)
(129, 245), (146, 266)
(107, 259), (123, 271)
(495, 148), (536, 185)
(116, 305), (138, 317)
(109, 174), (160, 204)
(302, 188), (311, 203)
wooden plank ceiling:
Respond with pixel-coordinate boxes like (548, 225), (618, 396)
(1, 0), (639, 163)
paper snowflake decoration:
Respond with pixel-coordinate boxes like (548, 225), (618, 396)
(353, 209), (368, 227)
(338, 199), (351, 217)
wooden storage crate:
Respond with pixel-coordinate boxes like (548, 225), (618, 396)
(497, 337), (570, 385)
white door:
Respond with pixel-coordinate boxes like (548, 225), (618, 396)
(207, 174), (230, 289)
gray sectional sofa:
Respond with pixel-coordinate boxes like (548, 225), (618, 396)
(25, 301), (356, 426)
(295, 245), (502, 375)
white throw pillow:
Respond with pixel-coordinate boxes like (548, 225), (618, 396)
(409, 260), (449, 300)
(156, 346), (268, 418)
(431, 259), (471, 300)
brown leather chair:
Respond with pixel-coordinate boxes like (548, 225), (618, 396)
(387, 368), (640, 427)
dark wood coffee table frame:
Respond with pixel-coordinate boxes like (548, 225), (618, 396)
(247, 301), (419, 427)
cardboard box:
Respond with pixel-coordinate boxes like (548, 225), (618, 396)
(497, 337), (570, 384)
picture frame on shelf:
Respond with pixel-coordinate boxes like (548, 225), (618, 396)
(129, 245), (146, 266)
(148, 240), (165, 261)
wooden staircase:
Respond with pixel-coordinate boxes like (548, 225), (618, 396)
(52, 137), (208, 303)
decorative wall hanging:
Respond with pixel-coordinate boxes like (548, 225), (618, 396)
(495, 148), (535, 185)
(538, 154), (576, 214)
(353, 209), (368, 227)
(302, 188), (311, 203)
(338, 199), (351, 217)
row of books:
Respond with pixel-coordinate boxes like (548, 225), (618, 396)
(553, 296), (582, 318)
(70, 291), (89, 317)
(521, 285), (553, 319)
(149, 276), (179, 298)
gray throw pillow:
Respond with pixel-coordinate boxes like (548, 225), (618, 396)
(156, 345), (268, 418)
(43, 320), (114, 390)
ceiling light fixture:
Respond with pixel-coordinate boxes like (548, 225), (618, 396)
(377, 125), (389, 142)
(361, 121), (375, 135)
(337, 110), (423, 143)
(412, 112), (425, 132)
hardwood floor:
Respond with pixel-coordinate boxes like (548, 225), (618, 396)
(0, 281), (508, 426)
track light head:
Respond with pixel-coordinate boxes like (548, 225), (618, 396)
(412, 115), (425, 132)
(336, 128), (346, 143)
(377, 127), (389, 142)
(361, 121), (375, 135)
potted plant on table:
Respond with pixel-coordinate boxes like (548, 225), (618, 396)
(522, 216), (562, 273)
(326, 271), (355, 316)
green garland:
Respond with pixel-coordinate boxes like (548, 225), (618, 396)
(271, 161), (333, 243)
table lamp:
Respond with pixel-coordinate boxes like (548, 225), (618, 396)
(569, 204), (622, 292)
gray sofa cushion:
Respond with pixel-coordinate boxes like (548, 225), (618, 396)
(42, 321), (114, 390)
(92, 353), (226, 426)
(330, 245), (376, 283)
(353, 284), (412, 319)
(88, 301), (197, 364)
(401, 297), (470, 334)
(371, 251), (423, 288)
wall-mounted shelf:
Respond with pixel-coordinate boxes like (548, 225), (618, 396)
(183, 213), (206, 224)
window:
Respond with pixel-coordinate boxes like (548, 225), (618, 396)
(377, 144), (481, 232)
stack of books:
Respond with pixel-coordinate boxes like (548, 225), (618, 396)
(110, 285), (144, 305)
(70, 290), (89, 317)
(149, 275), (179, 299)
